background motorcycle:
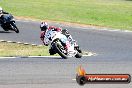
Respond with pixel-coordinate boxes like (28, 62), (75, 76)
(44, 29), (82, 59)
(0, 14), (19, 33)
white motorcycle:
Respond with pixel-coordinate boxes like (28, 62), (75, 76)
(44, 29), (82, 59)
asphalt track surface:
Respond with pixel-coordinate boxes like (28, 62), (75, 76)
(0, 20), (132, 88)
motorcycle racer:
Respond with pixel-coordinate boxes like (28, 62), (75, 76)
(0, 7), (9, 24)
(0, 7), (9, 14)
(40, 22), (80, 55)
(40, 22), (75, 46)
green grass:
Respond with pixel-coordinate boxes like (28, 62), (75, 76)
(0, 0), (132, 30)
(0, 42), (50, 56)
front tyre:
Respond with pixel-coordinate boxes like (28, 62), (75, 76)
(54, 41), (68, 59)
(11, 22), (19, 33)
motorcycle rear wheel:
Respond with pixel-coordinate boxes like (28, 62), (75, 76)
(1, 24), (9, 31)
(75, 52), (82, 58)
(75, 46), (82, 58)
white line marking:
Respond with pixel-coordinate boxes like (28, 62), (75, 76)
(7, 41), (13, 43)
(38, 45), (43, 47)
(0, 40), (6, 42)
(72, 79), (76, 81)
(83, 54), (94, 56)
(31, 44), (37, 46)
(17, 42), (23, 44)
(23, 43), (30, 45)
(82, 52), (97, 56)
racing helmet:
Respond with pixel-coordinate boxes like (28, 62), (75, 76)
(40, 22), (48, 31)
(0, 7), (3, 14)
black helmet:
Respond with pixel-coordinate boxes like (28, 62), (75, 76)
(40, 22), (48, 31)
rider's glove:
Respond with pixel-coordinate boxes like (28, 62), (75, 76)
(44, 43), (48, 46)
(43, 41), (48, 46)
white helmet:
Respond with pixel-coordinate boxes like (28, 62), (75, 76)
(0, 7), (3, 14)
(40, 22), (48, 31)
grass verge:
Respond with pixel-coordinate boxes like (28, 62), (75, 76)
(0, 0), (132, 30)
(0, 42), (50, 56)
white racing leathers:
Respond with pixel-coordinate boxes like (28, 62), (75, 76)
(44, 29), (77, 57)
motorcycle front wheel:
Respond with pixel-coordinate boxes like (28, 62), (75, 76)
(10, 22), (19, 33)
(54, 41), (68, 59)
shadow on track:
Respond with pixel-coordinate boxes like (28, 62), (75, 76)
(0, 31), (12, 33)
(20, 56), (64, 60)
(50, 57), (65, 59)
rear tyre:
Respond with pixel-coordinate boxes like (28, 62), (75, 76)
(75, 52), (82, 58)
(1, 24), (9, 31)
(75, 46), (82, 58)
